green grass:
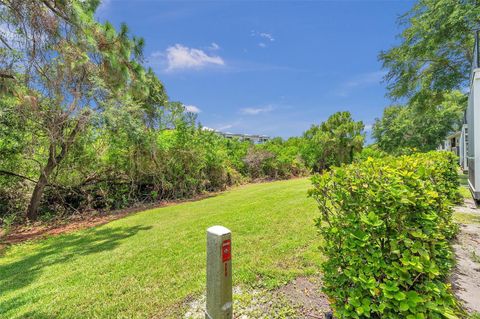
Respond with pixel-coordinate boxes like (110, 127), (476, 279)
(459, 186), (472, 200)
(459, 173), (469, 187)
(454, 212), (480, 225)
(458, 172), (471, 200)
(0, 178), (321, 318)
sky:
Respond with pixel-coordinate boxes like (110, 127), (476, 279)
(97, 0), (414, 139)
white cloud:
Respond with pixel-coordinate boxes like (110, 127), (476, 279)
(364, 124), (373, 131)
(251, 31), (275, 48)
(259, 32), (275, 42)
(208, 42), (220, 50)
(184, 105), (201, 113)
(240, 105), (275, 115)
(157, 44), (225, 72)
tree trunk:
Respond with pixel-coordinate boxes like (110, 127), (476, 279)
(25, 115), (88, 220)
(26, 148), (57, 220)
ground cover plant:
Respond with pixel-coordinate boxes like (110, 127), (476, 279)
(309, 151), (461, 318)
(0, 178), (321, 318)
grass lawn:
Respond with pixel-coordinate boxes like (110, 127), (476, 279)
(0, 178), (321, 318)
(459, 172), (469, 187)
(453, 212), (480, 225)
(459, 186), (472, 200)
(457, 173), (471, 200)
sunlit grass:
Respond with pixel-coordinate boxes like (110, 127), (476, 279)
(453, 212), (480, 225)
(0, 178), (321, 318)
(459, 186), (472, 200)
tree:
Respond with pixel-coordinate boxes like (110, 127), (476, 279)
(0, 0), (148, 219)
(379, 0), (480, 105)
(302, 111), (364, 172)
(372, 91), (465, 153)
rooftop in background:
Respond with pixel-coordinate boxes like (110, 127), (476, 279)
(220, 131), (270, 144)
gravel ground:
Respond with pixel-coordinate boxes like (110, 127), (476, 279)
(183, 277), (331, 319)
(452, 199), (480, 315)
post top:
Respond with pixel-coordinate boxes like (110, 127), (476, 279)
(207, 225), (231, 236)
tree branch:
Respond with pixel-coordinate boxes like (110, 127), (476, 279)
(0, 34), (13, 50)
(0, 169), (37, 183)
(0, 73), (15, 79)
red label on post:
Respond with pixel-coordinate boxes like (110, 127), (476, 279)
(222, 239), (231, 262)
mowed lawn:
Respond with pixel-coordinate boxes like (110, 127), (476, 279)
(0, 178), (322, 318)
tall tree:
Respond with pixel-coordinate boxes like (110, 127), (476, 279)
(372, 91), (465, 153)
(0, 0), (148, 219)
(379, 0), (480, 105)
(302, 111), (364, 172)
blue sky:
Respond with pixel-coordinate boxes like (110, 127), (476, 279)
(97, 0), (414, 138)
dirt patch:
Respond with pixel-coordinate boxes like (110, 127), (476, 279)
(452, 201), (480, 314)
(181, 277), (330, 319)
(278, 277), (331, 318)
(455, 198), (478, 214)
(0, 192), (220, 245)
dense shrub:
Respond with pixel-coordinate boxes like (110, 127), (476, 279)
(302, 111), (364, 172)
(353, 144), (387, 162)
(0, 108), (363, 223)
(243, 137), (308, 180)
(309, 151), (460, 318)
(11, 123), (309, 219)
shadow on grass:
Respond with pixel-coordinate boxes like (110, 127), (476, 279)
(0, 225), (151, 317)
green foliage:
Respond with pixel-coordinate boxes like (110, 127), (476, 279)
(244, 137), (308, 180)
(309, 151), (461, 318)
(353, 144), (388, 162)
(458, 187), (471, 200)
(34, 111), (312, 216)
(379, 0), (479, 105)
(0, 101), (367, 221)
(0, 0), (157, 219)
(0, 214), (16, 238)
(373, 91), (465, 153)
(302, 111), (365, 172)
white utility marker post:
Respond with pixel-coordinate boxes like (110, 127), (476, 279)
(206, 226), (232, 319)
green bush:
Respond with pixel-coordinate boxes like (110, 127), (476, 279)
(309, 151), (460, 318)
(353, 144), (387, 162)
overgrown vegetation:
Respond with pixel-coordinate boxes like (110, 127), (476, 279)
(0, 1), (365, 225)
(309, 151), (461, 318)
(0, 104), (364, 225)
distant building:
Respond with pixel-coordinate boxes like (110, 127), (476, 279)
(219, 132), (270, 144)
(439, 131), (461, 156)
(438, 127), (468, 172)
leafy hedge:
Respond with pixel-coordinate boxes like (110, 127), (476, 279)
(309, 151), (461, 318)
